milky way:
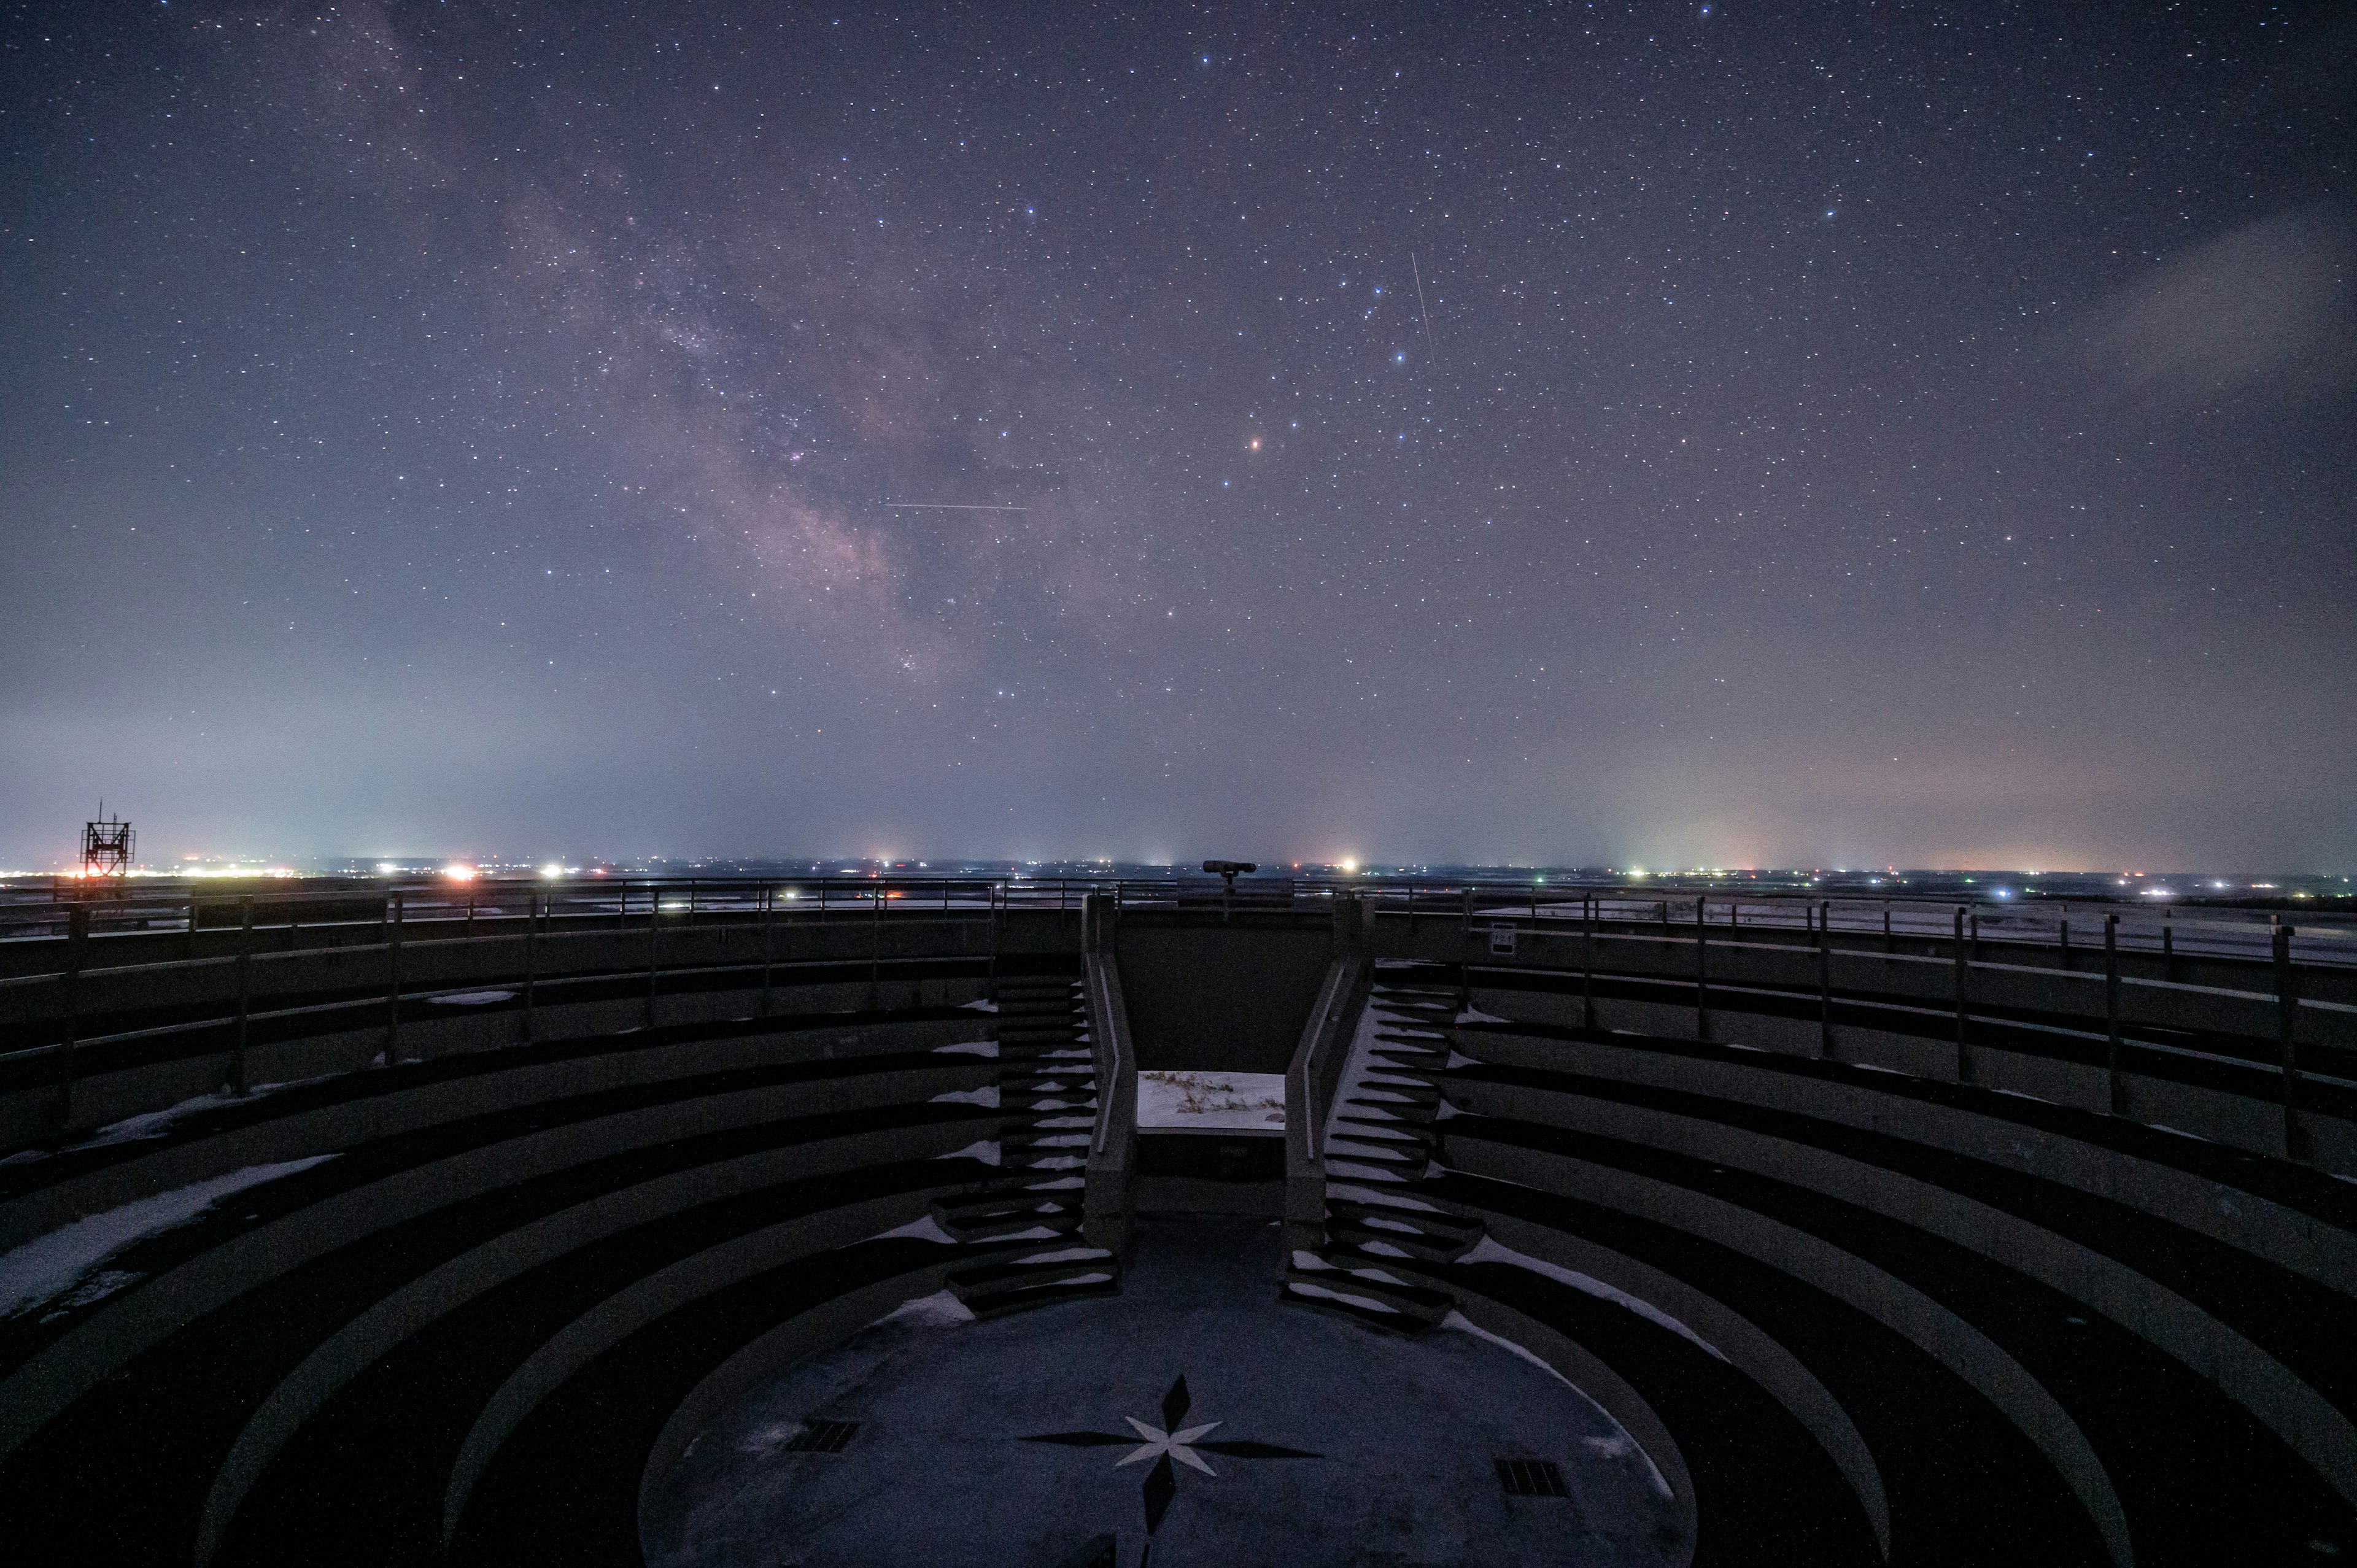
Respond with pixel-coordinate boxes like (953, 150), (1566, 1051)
(2, 3), (2351, 869)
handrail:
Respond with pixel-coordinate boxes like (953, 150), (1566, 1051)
(1080, 948), (1137, 1251)
(6, 873), (2348, 970)
(1283, 956), (1370, 1262)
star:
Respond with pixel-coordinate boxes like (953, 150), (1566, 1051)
(1023, 1374), (1320, 1534)
(1117, 1415), (1221, 1475)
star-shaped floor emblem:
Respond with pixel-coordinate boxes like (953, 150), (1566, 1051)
(1024, 1374), (1319, 1534)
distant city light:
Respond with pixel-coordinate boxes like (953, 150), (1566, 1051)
(443, 863), (477, 881)
(539, 863), (565, 879)
(1339, 858), (1358, 874)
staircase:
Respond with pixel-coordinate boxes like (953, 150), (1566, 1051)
(934, 974), (1121, 1315)
(1282, 977), (1488, 1328)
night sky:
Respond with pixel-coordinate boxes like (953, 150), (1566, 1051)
(3, 2), (2351, 872)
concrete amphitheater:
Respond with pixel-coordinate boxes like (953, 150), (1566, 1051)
(1, 875), (2352, 1566)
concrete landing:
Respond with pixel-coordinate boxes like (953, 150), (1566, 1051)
(643, 1215), (1685, 1568)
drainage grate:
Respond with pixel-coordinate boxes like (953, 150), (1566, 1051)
(1496, 1458), (1568, 1497)
(783, 1419), (859, 1453)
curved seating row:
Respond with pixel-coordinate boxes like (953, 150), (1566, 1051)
(0, 958), (1097, 1566)
(1289, 959), (2357, 1567)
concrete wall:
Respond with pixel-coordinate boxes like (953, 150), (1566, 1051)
(1115, 916), (1336, 1073)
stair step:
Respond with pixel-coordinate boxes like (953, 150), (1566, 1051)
(1348, 1087), (1439, 1108)
(1331, 1116), (1436, 1145)
(948, 1256), (1121, 1304)
(1327, 1220), (1479, 1264)
(1325, 1138), (1423, 1166)
(1279, 1267), (1447, 1328)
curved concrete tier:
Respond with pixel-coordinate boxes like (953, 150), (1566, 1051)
(0, 895), (2347, 1565)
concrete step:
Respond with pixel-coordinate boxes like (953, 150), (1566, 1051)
(1279, 1263), (1449, 1328)
(1331, 1114), (1436, 1146)
(1326, 1217), (1480, 1264)
(947, 1253), (1121, 1315)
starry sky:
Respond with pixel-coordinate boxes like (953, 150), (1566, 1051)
(2, 1), (2352, 872)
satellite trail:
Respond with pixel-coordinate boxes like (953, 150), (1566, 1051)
(1410, 250), (1436, 361)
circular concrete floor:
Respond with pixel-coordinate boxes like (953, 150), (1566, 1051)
(643, 1215), (1686, 1568)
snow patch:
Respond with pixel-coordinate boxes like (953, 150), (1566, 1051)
(1137, 1070), (1285, 1131)
(1441, 1310), (1672, 1497)
(938, 1140), (1002, 1166)
(1456, 1007), (1512, 1024)
(1462, 1237), (1726, 1361)
(430, 991), (514, 1006)
(869, 1215), (961, 1246)
(1357, 1239), (1414, 1259)
(1326, 1183), (1440, 1212)
(878, 1289), (975, 1327)
(1013, 1246), (1110, 1265)
(1286, 1278), (1399, 1313)
(0, 1156), (337, 1319)
(1325, 1159), (1412, 1183)
(72, 1075), (329, 1150)
(961, 1000), (1000, 1014)
(929, 1086), (1000, 1108)
(933, 1041), (998, 1057)
(2146, 1123), (2215, 1142)
(1445, 1051), (1484, 1070)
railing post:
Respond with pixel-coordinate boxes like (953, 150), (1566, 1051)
(55, 902), (90, 1130)
(646, 884), (660, 1029)
(987, 881), (1000, 1005)
(1882, 900), (1893, 953)
(522, 890), (540, 1043)
(761, 885), (776, 1018)
(1693, 895), (1711, 1041)
(1581, 894), (1597, 1032)
(233, 895), (255, 1094)
(1817, 900), (1833, 1059)
(2276, 925), (2305, 1162)
(2161, 909), (2175, 981)
(2059, 906), (2071, 968)
(2104, 914), (2124, 1114)
(384, 892), (404, 1065)
(1953, 905), (1972, 1086)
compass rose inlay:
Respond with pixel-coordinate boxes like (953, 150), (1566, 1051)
(1024, 1373), (1320, 1534)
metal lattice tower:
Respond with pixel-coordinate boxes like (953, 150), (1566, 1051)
(81, 805), (134, 882)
